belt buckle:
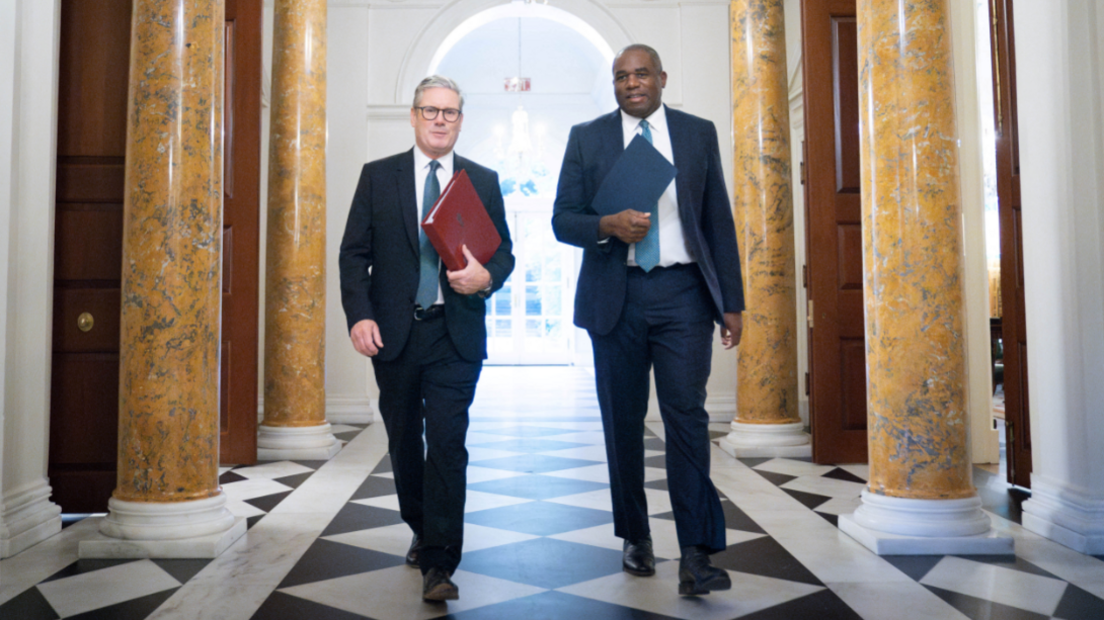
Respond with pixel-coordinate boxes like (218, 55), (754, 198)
(415, 305), (439, 321)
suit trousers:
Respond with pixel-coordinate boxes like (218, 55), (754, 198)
(590, 263), (726, 552)
(371, 313), (482, 574)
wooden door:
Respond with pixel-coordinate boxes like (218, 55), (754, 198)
(49, 0), (261, 512)
(220, 0), (262, 464)
(49, 0), (132, 512)
(990, 0), (1030, 488)
(801, 0), (867, 464)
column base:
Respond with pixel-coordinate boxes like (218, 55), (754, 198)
(80, 493), (245, 559)
(1022, 475), (1104, 554)
(718, 421), (812, 458)
(839, 490), (1013, 555)
(0, 481), (62, 558)
(257, 422), (342, 460)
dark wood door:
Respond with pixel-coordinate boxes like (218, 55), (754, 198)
(49, 0), (132, 512)
(49, 0), (261, 512)
(990, 0), (1030, 488)
(220, 0), (262, 465)
(801, 0), (867, 464)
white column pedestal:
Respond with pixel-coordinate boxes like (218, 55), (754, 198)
(257, 422), (342, 460)
(839, 490), (1013, 555)
(1022, 476), (1104, 554)
(0, 481), (62, 558)
(80, 492), (245, 559)
(718, 421), (812, 458)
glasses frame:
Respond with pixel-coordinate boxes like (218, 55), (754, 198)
(414, 106), (462, 122)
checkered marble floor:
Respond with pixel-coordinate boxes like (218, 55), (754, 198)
(3, 367), (1104, 619)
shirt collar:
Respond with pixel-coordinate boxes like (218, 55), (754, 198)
(413, 147), (454, 175)
(620, 104), (667, 136)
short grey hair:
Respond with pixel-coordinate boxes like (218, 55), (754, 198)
(413, 75), (464, 111)
(612, 44), (663, 75)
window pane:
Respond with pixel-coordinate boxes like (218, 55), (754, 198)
(545, 285), (562, 316)
(545, 319), (562, 339)
(494, 286), (512, 315)
(525, 285), (541, 315)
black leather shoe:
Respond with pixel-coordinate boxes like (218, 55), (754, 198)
(405, 535), (424, 568)
(422, 566), (459, 601)
(678, 545), (731, 596)
(622, 536), (656, 576)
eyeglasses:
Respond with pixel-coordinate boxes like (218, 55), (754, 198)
(414, 106), (462, 122)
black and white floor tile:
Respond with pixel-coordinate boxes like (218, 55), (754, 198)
(3, 367), (1103, 619)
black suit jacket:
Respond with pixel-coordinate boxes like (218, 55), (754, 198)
(552, 106), (744, 336)
(339, 149), (514, 362)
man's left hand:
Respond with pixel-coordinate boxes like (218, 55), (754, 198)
(447, 245), (492, 295)
(721, 312), (743, 350)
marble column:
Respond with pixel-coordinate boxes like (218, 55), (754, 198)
(80, 0), (245, 559)
(721, 0), (809, 458)
(837, 0), (1009, 555)
(259, 0), (339, 460)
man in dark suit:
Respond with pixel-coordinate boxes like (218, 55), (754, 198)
(339, 75), (514, 602)
(552, 44), (744, 596)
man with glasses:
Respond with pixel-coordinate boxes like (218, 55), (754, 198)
(553, 44), (744, 596)
(339, 75), (514, 602)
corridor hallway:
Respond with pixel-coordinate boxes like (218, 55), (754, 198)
(2, 366), (1103, 619)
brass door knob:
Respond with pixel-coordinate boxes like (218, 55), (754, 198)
(77, 312), (94, 332)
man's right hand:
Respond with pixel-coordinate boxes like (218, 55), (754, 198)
(350, 319), (384, 357)
(599, 209), (652, 244)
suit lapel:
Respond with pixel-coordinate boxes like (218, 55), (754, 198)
(397, 149), (419, 257)
(597, 111), (624, 183)
(665, 106), (697, 228)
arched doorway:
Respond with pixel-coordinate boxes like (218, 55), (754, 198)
(428, 3), (615, 365)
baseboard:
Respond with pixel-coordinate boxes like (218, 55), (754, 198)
(1022, 474), (1104, 554)
(1, 479), (62, 558)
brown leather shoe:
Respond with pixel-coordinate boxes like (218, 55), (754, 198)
(622, 536), (656, 576)
(405, 535), (424, 567)
(422, 566), (459, 601)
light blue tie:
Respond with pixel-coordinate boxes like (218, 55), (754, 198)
(634, 119), (660, 272)
(416, 160), (442, 309)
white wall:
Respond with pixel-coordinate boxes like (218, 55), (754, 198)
(1017, 0), (1104, 553)
(0, 0), (63, 559)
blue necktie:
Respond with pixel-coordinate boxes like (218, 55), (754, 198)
(416, 160), (442, 309)
(635, 120), (660, 271)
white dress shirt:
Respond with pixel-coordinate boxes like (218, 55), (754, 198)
(413, 148), (454, 305)
(620, 106), (694, 268)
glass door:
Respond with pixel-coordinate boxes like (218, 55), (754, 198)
(486, 199), (574, 364)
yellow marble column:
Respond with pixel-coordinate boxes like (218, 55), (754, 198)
(721, 0), (808, 458)
(259, 0), (338, 460)
(83, 0), (244, 558)
(838, 0), (1008, 555)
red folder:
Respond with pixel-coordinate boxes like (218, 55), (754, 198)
(421, 169), (502, 271)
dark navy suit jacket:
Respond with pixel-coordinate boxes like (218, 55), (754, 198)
(339, 149), (514, 362)
(552, 106), (744, 336)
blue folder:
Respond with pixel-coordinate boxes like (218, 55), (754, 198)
(591, 134), (678, 216)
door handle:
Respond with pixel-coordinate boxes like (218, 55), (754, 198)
(807, 299), (813, 329)
(77, 312), (94, 333)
